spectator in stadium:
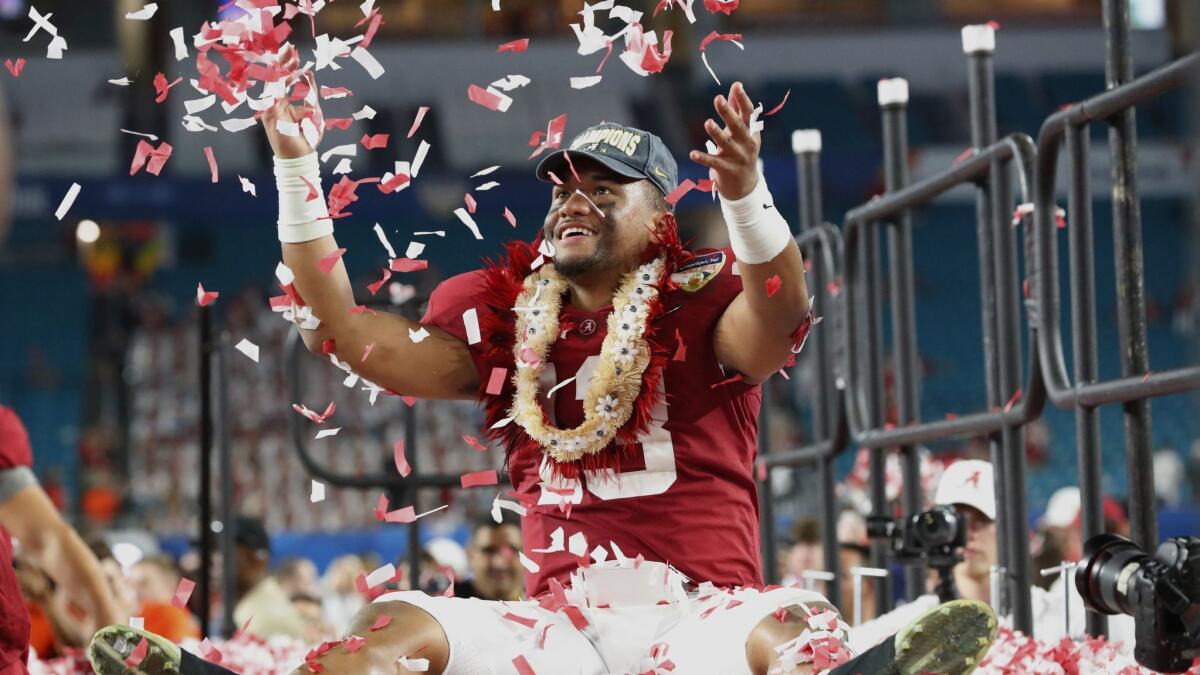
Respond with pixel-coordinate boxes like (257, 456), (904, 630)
(453, 513), (524, 602)
(273, 556), (320, 598)
(129, 554), (200, 644)
(319, 554), (369, 633)
(836, 509), (876, 625)
(932, 459), (999, 606)
(16, 552), (88, 659)
(224, 516), (311, 641)
(0, 405), (125, 672)
(780, 516), (821, 587)
(289, 593), (335, 643)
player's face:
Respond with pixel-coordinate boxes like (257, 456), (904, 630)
(543, 160), (662, 280)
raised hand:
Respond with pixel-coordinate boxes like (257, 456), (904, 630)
(688, 81), (761, 201)
(261, 45), (325, 159)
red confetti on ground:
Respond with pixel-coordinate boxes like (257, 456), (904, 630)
(467, 84), (507, 111)
(503, 207), (518, 228)
(203, 146), (219, 183)
(665, 179), (696, 207)
(4, 58), (24, 78)
(367, 268), (392, 295)
(486, 367), (508, 395)
(498, 38), (530, 53)
(463, 435), (488, 452)
(317, 248), (347, 274)
(512, 655), (537, 675)
(393, 440), (411, 477)
(196, 283), (219, 307)
(360, 133), (389, 150)
(390, 258), (428, 273)
(528, 130), (545, 147)
(698, 31), (744, 51)
(131, 139), (174, 176)
(704, 0), (740, 15)
(319, 85), (353, 99)
(563, 605), (589, 630)
(765, 274), (783, 298)
(503, 612), (539, 629)
(325, 117), (352, 130)
(464, 193), (477, 214)
(357, 9), (384, 49)
(379, 173), (410, 194)
(460, 469), (498, 488)
(766, 89), (791, 116)
(368, 614), (392, 631)
(342, 635), (366, 654)
(407, 106), (430, 139)
(172, 577), (196, 608)
(125, 638), (149, 667)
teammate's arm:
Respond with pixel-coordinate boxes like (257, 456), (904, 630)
(267, 48), (478, 400)
(691, 82), (811, 385)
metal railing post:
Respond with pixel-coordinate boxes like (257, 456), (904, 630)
(1103, 0), (1158, 550)
(197, 305), (213, 637)
(878, 77), (925, 602)
(963, 24), (1011, 618)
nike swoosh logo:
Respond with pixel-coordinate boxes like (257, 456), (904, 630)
(762, 203), (774, 210)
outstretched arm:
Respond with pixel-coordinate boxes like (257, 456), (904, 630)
(692, 82), (811, 384)
(266, 47), (479, 400)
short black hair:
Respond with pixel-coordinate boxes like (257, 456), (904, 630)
(471, 510), (521, 539)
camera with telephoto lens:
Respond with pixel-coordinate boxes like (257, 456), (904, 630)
(868, 505), (968, 602)
(1075, 534), (1200, 673)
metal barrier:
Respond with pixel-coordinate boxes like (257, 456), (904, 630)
(1032, 35), (1200, 637)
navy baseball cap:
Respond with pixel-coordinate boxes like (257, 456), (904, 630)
(535, 123), (678, 196)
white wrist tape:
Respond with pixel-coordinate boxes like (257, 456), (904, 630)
(719, 175), (792, 265)
(274, 153), (334, 244)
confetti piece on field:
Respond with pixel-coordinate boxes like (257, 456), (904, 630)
(640, 31), (674, 74)
(389, 258), (428, 273)
(512, 655), (536, 675)
(407, 327), (429, 345)
(393, 440), (411, 477)
(533, 527), (565, 553)
(404, 241), (425, 259)
(172, 578), (195, 608)
(318, 248), (347, 274)
(453, 208), (484, 240)
(153, 72), (182, 103)
(463, 435), (488, 452)
(361, 341), (375, 362)
(343, 635), (367, 654)
(665, 179), (695, 207)
(490, 74), (531, 91)
(202, 146), (219, 183)
(410, 140), (432, 177)
(239, 176), (256, 197)
(196, 283), (219, 307)
(293, 401), (336, 424)
(169, 26), (187, 60)
(352, 105), (377, 121)
(310, 480), (325, 502)
(369, 614), (392, 631)
(53, 183), (81, 221)
(463, 307), (482, 344)
(467, 84), (512, 112)
(766, 89), (791, 116)
(472, 165), (500, 178)
(4, 58), (25, 78)
(398, 656), (430, 672)
(413, 231), (446, 237)
(234, 339), (259, 362)
(108, 77), (132, 86)
(504, 612), (539, 628)
(699, 31), (744, 51)
(125, 3), (157, 20)
(765, 274), (783, 298)
(568, 531), (588, 557)
(476, 181), (500, 192)
(365, 563), (396, 588)
(503, 208), (517, 228)
(315, 428), (341, 440)
(563, 605), (589, 630)
(518, 551), (540, 573)
(570, 75), (603, 89)
(704, 0), (739, 14)
(361, 133), (389, 150)
(700, 51), (721, 86)
(402, 105), (431, 139)
(275, 119), (300, 137)
(220, 118), (257, 133)
(498, 38), (530, 53)
(464, 193), (477, 214)
(350, 46), (384, 79)
(461, 469), (498, 488)
(486, 367), (507, 395)
(491, 495), (527, 521)
(372, 223), (397, 259)
(125, 638), (148, 667)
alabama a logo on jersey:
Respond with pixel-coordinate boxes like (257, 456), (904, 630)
(670, 251), (726, 292)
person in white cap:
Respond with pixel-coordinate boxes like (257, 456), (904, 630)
(932, 459), (999, 606)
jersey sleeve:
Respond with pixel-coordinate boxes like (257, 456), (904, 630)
(421, 270), (502, 386)
(0, 406), (36, 506)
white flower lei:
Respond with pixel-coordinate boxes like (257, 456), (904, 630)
(510, 257), (666, 463)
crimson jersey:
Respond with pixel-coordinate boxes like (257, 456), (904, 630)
(0, 406), (33, 672)
(423, 248), (764, 597)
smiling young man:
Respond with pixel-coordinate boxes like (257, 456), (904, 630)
(90, 54), (997, 674)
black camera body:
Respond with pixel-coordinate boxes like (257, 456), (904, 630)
(869, 505), (968, 602)
(1076, 534), (1200, 673)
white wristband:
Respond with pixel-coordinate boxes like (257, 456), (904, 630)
(274, 153), (334, 244)
(719, 175), (792, 265)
